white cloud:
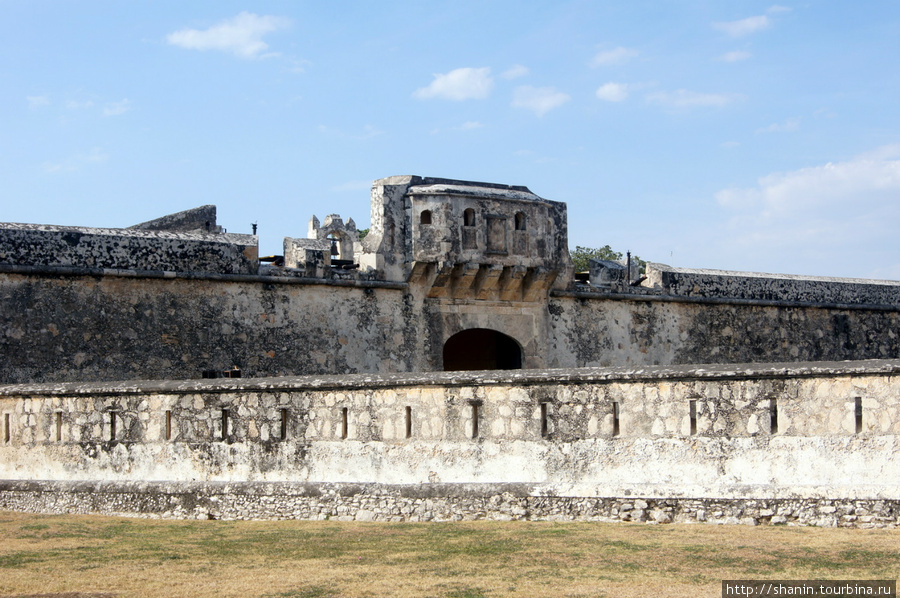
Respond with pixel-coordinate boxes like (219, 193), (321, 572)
(716, 145), (900, 211)
(756, 118), (800, 134)
(286, 58), (312, 74)
(429, 121), (485, 135)
(591, 46), (637, 67)
(646, 89), (743, 108)
(357, 125), (383, 139)
(814, 107), (837, 119)
(501, 65), (529, 80)
(65, 100), (94, 110)
(511, 85), (570, 116)
(596, 82), (629, 102)
(43, 147), (108, 173)
(713, 15), (770, 37)
(711, 145), (900, 278)
(103, 99), (131, 117)
(767, 5), (792, 14)
(413, 67), (493, 101)
(718, 50), (752, 62)
(166, 12), (290, 59)
(27, 96), (50, 108)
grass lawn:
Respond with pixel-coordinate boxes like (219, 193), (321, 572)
(0, 511), (896, 598)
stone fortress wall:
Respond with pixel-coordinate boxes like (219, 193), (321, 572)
(0, 207), (257, 276)
(0, 360), (898, 525)
(0, 175), (898, 384)
(1, 266), (897, 383)
(1, 175), (899, 524)
(645, 264), (900, 305)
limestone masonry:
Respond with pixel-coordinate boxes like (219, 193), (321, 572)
(1, 175), (898, 524)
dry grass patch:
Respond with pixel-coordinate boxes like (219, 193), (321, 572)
(0, 511), (896, 598)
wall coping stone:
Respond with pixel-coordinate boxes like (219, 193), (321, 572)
(642, 262), (900, 306)
(0, 263), (407, 289)
(557, 286), (900, 312)
(653, 264), (900, 285)
(0, 221), (255, 244)
(1, 359), (897, 398)
(408, 183), (547, 204)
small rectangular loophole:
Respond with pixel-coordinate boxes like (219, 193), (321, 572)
(471, 403), (480, 439)
(405, 406), (412, 439)
(165, 410), (172, 441)
(689, 400), (697, 436)
(109, 411), (117, 442)
(280, 408), (288, 440)
(3, 414), (10, 444)
(540, 402), (549, 438)
(855, 397), (863, 434)
(341, 407), (348, 439)
(769, 399), (778, 434)
(221, 409), (229, 441)
(55, 412), (63, 442)
(612, 401), (620, 437)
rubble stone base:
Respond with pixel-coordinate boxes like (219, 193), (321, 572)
(1, 481), (897, 528)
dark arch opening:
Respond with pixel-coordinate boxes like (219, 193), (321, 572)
(443, 329), (523, 371)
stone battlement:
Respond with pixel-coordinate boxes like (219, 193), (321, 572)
(644, 263), (900, 306)
(0, 221), (258, 275)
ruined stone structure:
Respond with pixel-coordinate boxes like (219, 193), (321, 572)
(1, 175), (898, 524)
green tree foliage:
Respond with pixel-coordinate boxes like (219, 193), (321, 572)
(571, 245), (645, 274)
(571, 245), (621, 272)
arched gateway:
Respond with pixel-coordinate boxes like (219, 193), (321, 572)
(442, 329), (523, 371)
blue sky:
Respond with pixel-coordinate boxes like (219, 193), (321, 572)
(2, 1), (898, 279)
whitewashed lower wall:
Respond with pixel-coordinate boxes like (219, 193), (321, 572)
(1, 360), (898, 523)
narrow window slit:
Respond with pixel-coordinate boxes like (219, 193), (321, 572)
(855, 397), (863, 434)
(55, 412), (63, 442)
(689, 400), (697, 436)
(540, 402), (549, 438)
(515, 212), (526, 231)
(280, 408), (288, 440)
(109, 411), (117, 441)
(612, 401), (620, 437)
(769, 399), (778, 434)
(470, 402), (480, 439)
(165, 410), (172, 441)
(221, 409), (229, 441)
(405, 406), (412, 439)
(3, 414), (10, 444)
(341, 407), (348, 439)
